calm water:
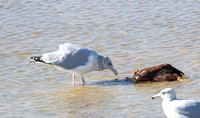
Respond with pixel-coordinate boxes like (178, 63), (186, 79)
(1, 0), (200, 117)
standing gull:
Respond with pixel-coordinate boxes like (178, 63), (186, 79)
(29, 43), (118, 85)
(152, 88), (200, 118)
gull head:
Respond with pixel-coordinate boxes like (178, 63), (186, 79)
(152, 88), (176, 100)
(103, 56), (118, 76)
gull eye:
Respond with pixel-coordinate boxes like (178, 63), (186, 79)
(108, 63), (112, 66)
(162, 92), (166, 95)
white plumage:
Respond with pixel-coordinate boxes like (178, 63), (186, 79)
(29, 43), (118, 85)
(152, 88), (200, 118)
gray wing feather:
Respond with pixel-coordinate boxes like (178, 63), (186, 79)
(55, 48), (97, 69)
(41, 43), (98, 69)
(176, 100), (200, 118)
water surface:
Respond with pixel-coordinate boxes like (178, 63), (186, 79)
(1, 0), (200, 117)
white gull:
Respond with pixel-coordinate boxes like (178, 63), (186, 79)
(29, 43), (118, 85)
(152, 88), (200, 118)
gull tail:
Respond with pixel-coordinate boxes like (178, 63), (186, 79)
(29, 56), (45, 63)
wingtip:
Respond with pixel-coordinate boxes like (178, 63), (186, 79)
(28, 56), (45, 63)
(28, 57), (35, 63)
(28, 57), (32, 60)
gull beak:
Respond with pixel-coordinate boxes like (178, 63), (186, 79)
(110, 67), (118, 76)
(152, 93), (161, 99)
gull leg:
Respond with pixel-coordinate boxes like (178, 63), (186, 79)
(72, 73), (76, 86)
(81, 75), (85, 85)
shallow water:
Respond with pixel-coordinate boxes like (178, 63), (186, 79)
(1, 0), (200, 117)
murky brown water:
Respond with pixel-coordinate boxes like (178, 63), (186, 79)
(1, 0), (200, 117)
